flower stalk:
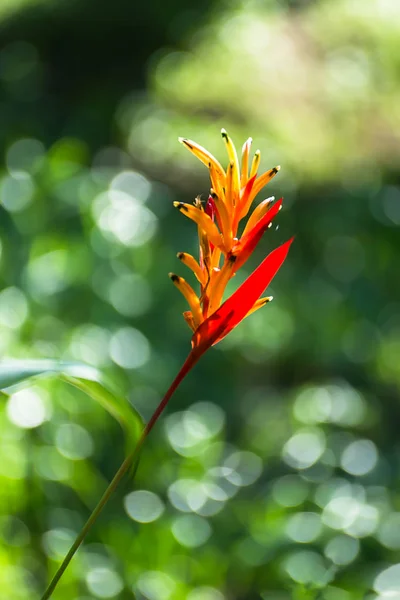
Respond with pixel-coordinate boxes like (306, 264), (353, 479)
(41, 347), (204, 600)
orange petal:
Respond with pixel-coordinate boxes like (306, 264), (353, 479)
(210, 246), (222, 271)
(210, 190), (233, 249)
(225, 161), (235, 209)
(247, 166), (280, 207)
(177, 252), (206, 285)
(183, 310), (196, 332)
(173, 202), (225, 251)
(221, 129), (240, 203)
(241, 196), (275, 238)
(235, 174), (257, 226)
(179, 137), (225, 181)
(207, 255), (237, 316)
(241, 137), (252, 187)
(245, 296), (273, 318)
(249, 149), (261, 180)
(169, 273), (203, 327)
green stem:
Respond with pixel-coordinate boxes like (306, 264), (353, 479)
(41, 348), (201, 600)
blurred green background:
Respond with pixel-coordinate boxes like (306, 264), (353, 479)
(0, 0), (400, 598)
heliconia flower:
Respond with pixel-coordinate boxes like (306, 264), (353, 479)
(42, 130), (294, 596)
(170, 128), (293, 358)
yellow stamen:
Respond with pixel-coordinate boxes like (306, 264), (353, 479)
(241, 196), (275, 238)
(249, 150), (261, 180)
(221, 129), (240, 203)
(241, 137), (252, 187)
(169, 273), (203, 326)
(225, 161), (235, 209)
(210, 190), (232, 248)
(245, 296), (273, 318)
(210, 246), (222, 271)
(179, 137), (226, 182)
(183, 310), (196, 332)
(207, 255), (237, 315)
(209, 162), (225, 200)
(173, 202), (225, 251)
(233, 174), (257, 230)
(200, 265), (220, 318)
(177, 252), (206, 285)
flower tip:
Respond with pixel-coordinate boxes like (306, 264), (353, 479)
(179, 137), (193, 149)
(168, 272), (179, 282)
(221, 128), (228, 138)
(173, 201), (185, 211)
(242, 137), (253, 152)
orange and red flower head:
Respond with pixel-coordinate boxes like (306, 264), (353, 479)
(169, 129), (293, 356)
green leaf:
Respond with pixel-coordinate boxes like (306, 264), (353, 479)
(0, 360), (143, 451)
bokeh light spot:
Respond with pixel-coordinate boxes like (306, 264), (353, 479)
(110, 170), (151, 203)
(0, 286), (28, 329)
(109, 327), (150, 369)
(171, 514), (212, 548)
(55, 423), (94, 460)
(324, 535), (359, 566)
(124, 490), (165, 523)
(340, 439), (378, 476)
(93, 190), (157, 247)
(286, 512), (322, 543)
(374, 564), (400, 595)
(377, 513), (400, 550)
(42, 528), (76, 559)
(0, 443), (27, 480)
(86, 567), (124, 598)
(284, 550), (329, 585)
(1, 172), (34, 212)
(283, 428), (326, 470)
(35, 446), (72, 481)
(165, 406), (224, 457)
(224, 450), (263, 486)
(70, 325), (111, 367)
(26, 250), (70, 297)
(7, 387), (47, 429)
(293, 383), (366, 427)
(272, 475), (309, 507)
(108, 273), (152, 317)
(6, 137), (45, 174)
(136, 571), (176, 600)
(382, 185), (400, 225)
(187, 587), (225, 600)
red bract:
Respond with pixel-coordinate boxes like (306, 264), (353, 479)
(192, 237), (294, 352)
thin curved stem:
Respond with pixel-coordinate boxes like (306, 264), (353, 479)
(41, 348), (201, 600)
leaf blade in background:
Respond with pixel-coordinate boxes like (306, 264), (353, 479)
(0, 360), (143, 451)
